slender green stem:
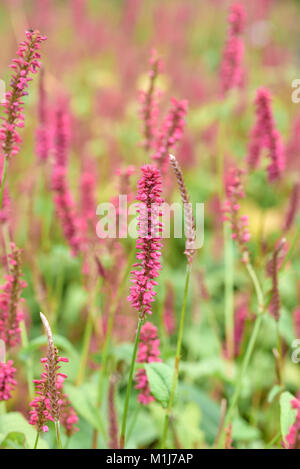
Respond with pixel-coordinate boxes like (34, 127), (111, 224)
(245, 262), (264, 314)
(20, 320), (34, 399)
(218, 261), (264, 447)
(161, 264), (191, 449)
(120, 316), (143, 449)
(224, 223), (234, 359)
(33, 432), (40, 449)
(55, 420), (62, 449)
(0, 157), (8, 211)
(76, 312), (94, 386)
(0, 401), (6, 415)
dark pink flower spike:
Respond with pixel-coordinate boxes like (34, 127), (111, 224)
(220, 3), (246, 96)
(0, 243), (27, 349)
(152, 98), (188, 172)
(222, 168), (250, 261)
(247, 88), (285, 181)
(266, 238), (287, 321)
(135, 322), (161, 405)
(0, 341), (17, 402)
(128, 165), (164, 318)
(0, 30), (46, 160)
(29, 313), (78, 435)
(139, 49), (163, 151)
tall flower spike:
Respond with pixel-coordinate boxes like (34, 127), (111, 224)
(152, 98), (188, 172)
(139, 49), (162, 150)
(220, 3), (246, 96)
(128, 165), (164, 318)
(29, 313), (78, 435)
(0, 243), (27, 348)
(169, 154), (195, 265)
(222, 168), (250, 262)
(247, 88), (285, 181)
(0, 339), (17, 402)
(135, 322), (161, 405)
(0, 30), (46, 160)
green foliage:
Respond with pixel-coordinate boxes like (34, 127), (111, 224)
(0, 413), (48, 449)
(144, 362), (174, 408)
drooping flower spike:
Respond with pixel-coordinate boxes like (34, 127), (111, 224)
(29, 313), (78, 435)
(169, 154), (195, 265)
(0, 339), (17, 402)
(135, 322), (161, 405)
(220, 3), (246, 96)
(128, 165), (164, 318)
(0, 243), (27, 348)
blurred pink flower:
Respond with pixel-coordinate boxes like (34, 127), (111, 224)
(135, 322), (161, 405)
(152, 98), (188, 172)
(247, 88), (285, 181)
(0, 359), (16, 401)
(0, 244), (26, 348)
(220, 3), (246, 96)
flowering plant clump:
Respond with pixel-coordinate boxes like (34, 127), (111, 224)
(0, 0), (300, 452)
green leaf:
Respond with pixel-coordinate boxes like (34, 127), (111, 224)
(267, 385), (284, 403)
(280, 391), (298, 444)
(144, 362), (174, 408)
(0, 412), (48, 449)
(64, 383), (105, 436)
(0, 431), (26, 449)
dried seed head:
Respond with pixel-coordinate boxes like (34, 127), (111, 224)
(169, 154), (195, 264)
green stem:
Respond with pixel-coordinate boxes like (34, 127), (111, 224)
(20, 320), (34, 399)
(119, 316), (143, 449)
(33, 432), (40, 449)
(161, 264), (191, 449)
(218, 261), (264, 447)
(76, 311), (93, 386)
(224, 223), (234, 359)
(0, 401), (6, 415)
(55, 420), (62, 449)
(0, 157), (8, 211)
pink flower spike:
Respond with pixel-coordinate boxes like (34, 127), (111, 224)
(128, 165), (164, 318)
(135, 322), (162, 405)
